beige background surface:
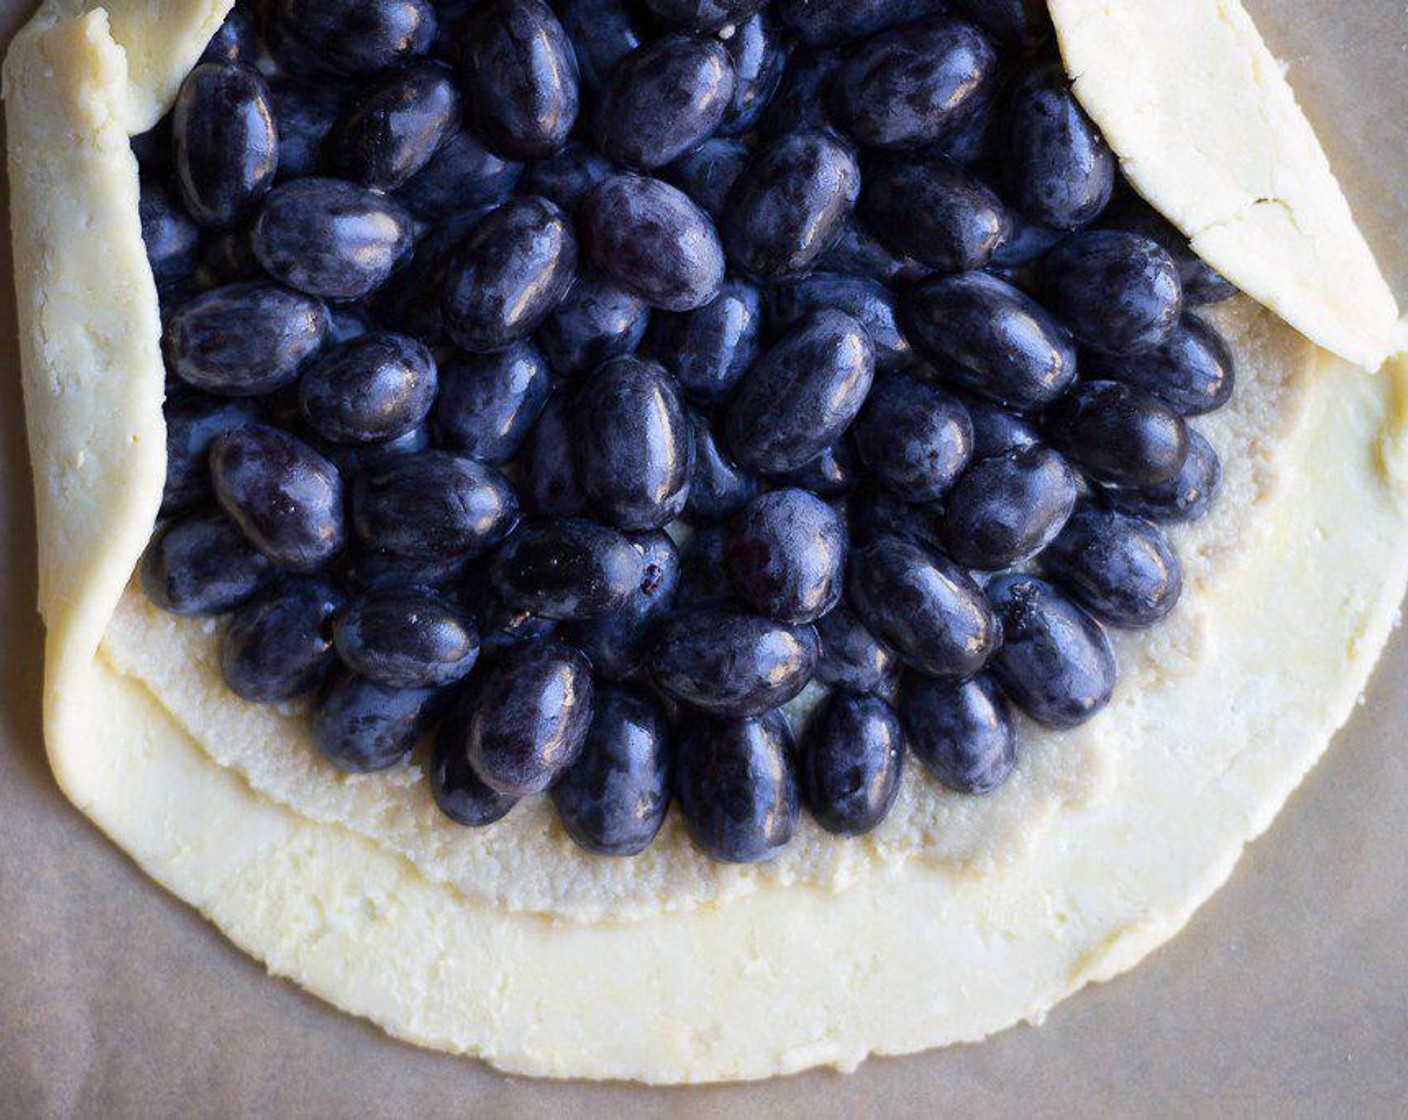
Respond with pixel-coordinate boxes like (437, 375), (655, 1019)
(1, 2), (1406, 1116)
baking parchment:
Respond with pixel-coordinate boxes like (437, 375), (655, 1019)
(1, 1), (1405, 1115)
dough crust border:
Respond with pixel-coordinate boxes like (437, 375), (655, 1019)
(6, 0), (1408, 1082)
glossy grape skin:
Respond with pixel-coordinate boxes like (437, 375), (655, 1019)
(1103, 428), (1221, 525)
(140, 512), (272, 616)
(430, 703), (519, 826)
(767, 272), (912, 371)
(572, 355), (693, 530)
(1110, 203), (1238, 306)
(651, 606), (817, 716)
(647, 278), (762, 404)
(166, 282), (329, 396)
(725, 309), (875, 475)
(642, 0), (761, 32)
(462, 639), (595, 796)
(312, 669), (441, 773)
(717, 11), (786, 136)
(1087, 313), (1235, 416)
(210, 424), (346, 569)
(458, 0), (580, 160)
(579, 174), (725, 312)
(298, 332), (438, 445)
(726, 488), (846, 624)
(900, 674), (1015, 794)
(162, 395), (262, 515)
(396, 129), (522, 220)
(172, 62), (278, 229)
(140, 177), (202, 289)
(268, 0), (436, 76)
(674, 709), (798, 863)
(721, 129), (860, 280)
(1004, 64), (1115, 230)
(780, 440), (859, 497)
(812, 602), (899, 695)
(592, 34), (736, 172)
(904, 272), (1077, 411)
(1045, 380), (1190, 488)
(332, 589), (479, 686)
(432, 343), (552, 463)
(517, 142), (613, 213)
(566, 530), (681, 680)
(852, 372), (973, 503)
(252, 179), (415, 301)
(537, 272), (650, 377)
(551, 684), (673, 856)
(986, 573), (1117, 729)
(758, 48), (840, 136)
(814, 217), (927, 287)
(490, 518), (644, 621)
(518, 389), (589, 517)
(859, 153), (1012, 273)
(324, 60), (460, 190)
(829, 17), (997, 150)
(961, 394), (1041, 461)
(201, 5), (261, 64)
(847, 535), (1000, 679)
(663, 137), (749, 220)
(441, 195), (578, 351)
(352, 451), (520, 559)
(939, 444), (1079, 570)
(1042, 502), (1183, 628)
(220, 576), (344, 701)
(799, 692), (905, 836)
(1041, 230), (1184, 356)
(684, 410), (760, 525)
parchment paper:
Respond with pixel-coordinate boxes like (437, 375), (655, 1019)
(1, 2), (1406, 1115)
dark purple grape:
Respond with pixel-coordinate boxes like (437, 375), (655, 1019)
(1103, 428), (1220, 524)
(201, 5), (261, 64)
(641, 0), (761, 32)
(830, 17), (997, 150)
(1087, 313), (1235, 416)
(683, 410), (760, 525)
(298, 332), (438, 445)
(518, 389), (588, 517)
(343, 546), (473, 594)
(800, 692), (904, 835)
(1045, 380), (1189, 487)
(848, 486), (944, 551)
(779, 440), (859, 497)
(717, 11), (786, 135)
(939, 444), (1078, 570)
(852, 371), (973, 502)
(814, 217), (927, 286)
(859, 153), (1012, 273)
(579, 174), (725, 311)
(948, 0), (1051, 50)
(674, 709), (798, 862)
(459, 0), (580, 160)
(312, 670), (440, 773)
(210, 424), (346, 570)
(813, 603), (898, 695)
(324, 60), (460, 190)
(721, 129), (860, 280)
(490, 518), (644, 621)
(172, 62), (277, 229)
(441, 195), (578, 351)
(432, 343), (551, 463)
(352, 451), (520, 558)
(572, 355), (693, 530)
(560, 0), (643, 90)
(268, 0), (436, 76)
(537, 272), (650, 376)
(396, 129), (522, 220)
(551, 684), (672, 856)
(726, 488), (846, 624)
(140, 178), (201, 289)
(462, 639), (595, 795)
(725, 309), (875, 474)
(675, 524), (734, 606)
(252, 178), (414, 301)
(1041, 230), (1184, 355)
(162, 395), (262, 514)
(647, 277), (762, 404)
(1108, 202), (1238, 306)
(165, 282), (328, 396)
(961, 395), (1041, 461)
(767, 272), (912, 370)
(775, 0), (945, 47)
(268, 78), (348, 181)
(195, 228), (262, 289)
(220, 576), (344, 700)
(900, 674), (1015, 794)
(592, 34), (736, 171)
(1042, 502), (1182, 628)
(759, 48), (839, 135)
(904, 272), (1076, 410)
(847, 535), (999, 679)
(567, 530), (681, 679)
(332, 589), (479, 686)
(651, 606), (817, 716)
(140, 511), (272, 616)
(431, 703), (519, 825)
(517, 142), (613, 213)
(663, 137), (749, 220)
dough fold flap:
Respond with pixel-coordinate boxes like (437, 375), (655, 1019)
(1049, 0), (1400, 372)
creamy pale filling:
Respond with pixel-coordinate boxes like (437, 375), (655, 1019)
(100, 296), (1311, 923)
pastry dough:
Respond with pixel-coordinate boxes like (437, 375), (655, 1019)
(7, 0), (1408, 1082)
